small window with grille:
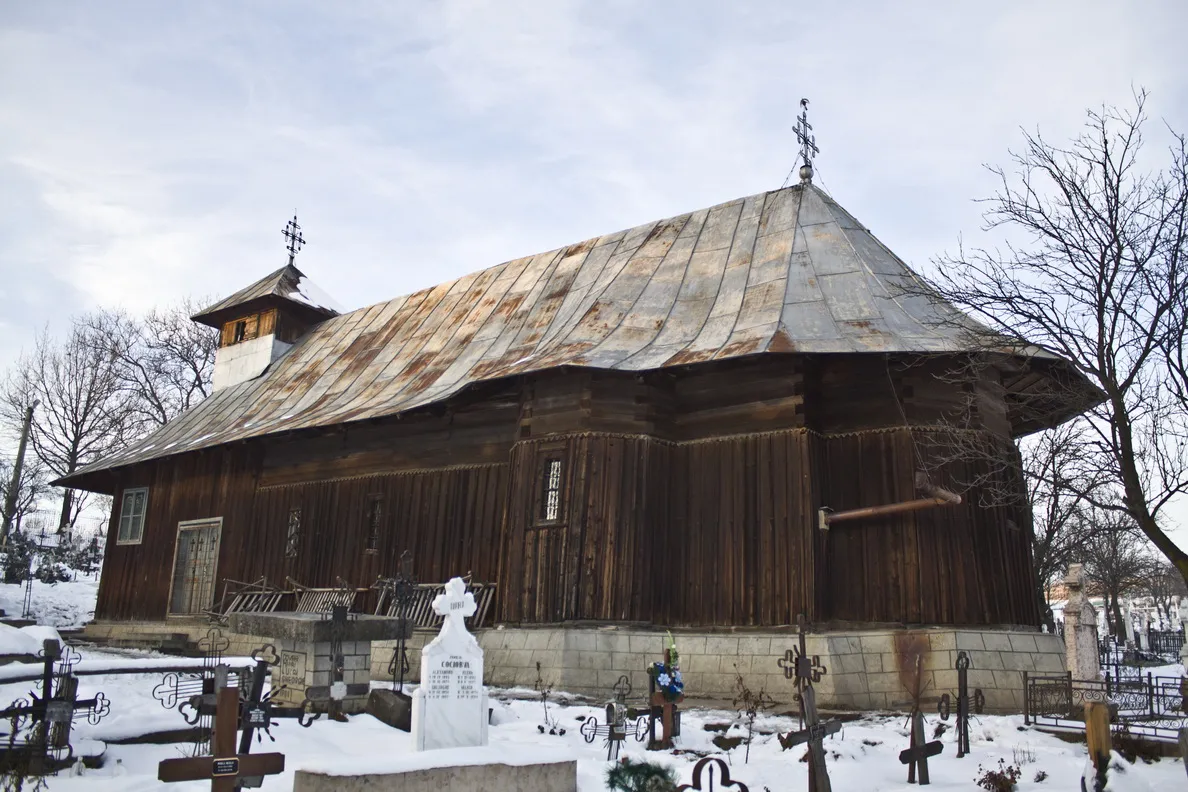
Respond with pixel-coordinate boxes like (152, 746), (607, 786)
(365, 496), (383, 553)
(285, 507), (301, 558)
(539, 458), (563, 523)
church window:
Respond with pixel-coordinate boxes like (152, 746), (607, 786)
(232, 320), (247, 343)
(117, 487), (148, 544)
(365, 496), (383, 552)
(285, 507), (301, 558)
(539, 458), (563, 523)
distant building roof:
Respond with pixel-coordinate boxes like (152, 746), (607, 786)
(191, 264), (341, 328)
(63, 182), (1099, 485)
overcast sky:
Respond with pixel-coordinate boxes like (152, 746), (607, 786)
(2, 2), (1187, 543)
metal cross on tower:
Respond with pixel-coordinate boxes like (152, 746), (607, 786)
(282, 215), (305, 266)
(795, 98), (820, 181)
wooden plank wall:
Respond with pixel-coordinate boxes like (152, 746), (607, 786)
(819, 428), (1039, 627)
(249, 464), (507, 593)
(664, 430), (816, 626)
(92, 352), (1043, 629)
(95, 447), (260, 621)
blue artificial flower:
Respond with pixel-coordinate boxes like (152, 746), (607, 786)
(657, 672), (672, 687)
(673, 671), (683, 684)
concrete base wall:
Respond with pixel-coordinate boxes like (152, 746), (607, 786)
(84, 621), (1063, 713)
(370, 626), (1064, 713)
(293, 760), (577, 792)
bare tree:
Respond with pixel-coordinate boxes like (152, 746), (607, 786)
(0, 456), (49, 534)
(83, 297), (217, 431)
(1020, 420), (1103, 627)
(1, 323), (134, 532)
(924, 91), (1188, 586)
(1078, 510), (1154, 638)
(1140, 560), (1188, 627)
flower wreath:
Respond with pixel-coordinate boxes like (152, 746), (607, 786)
(648, 634), (684, 701)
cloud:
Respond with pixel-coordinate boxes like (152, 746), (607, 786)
(1, 1), (1187, 538)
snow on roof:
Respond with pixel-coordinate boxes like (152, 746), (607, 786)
(288, 272), (344, 315)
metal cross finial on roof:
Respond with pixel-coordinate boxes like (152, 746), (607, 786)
(795, 98), (819, 182)
(282, 214), (305, 265)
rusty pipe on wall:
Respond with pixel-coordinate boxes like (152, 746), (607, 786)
(817, 475), (961, 531)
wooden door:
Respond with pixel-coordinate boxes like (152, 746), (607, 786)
(168, 519), (222, 615)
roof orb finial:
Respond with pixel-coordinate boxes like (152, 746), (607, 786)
(795, 97), (820, 183)
(282, 214), (306, 266)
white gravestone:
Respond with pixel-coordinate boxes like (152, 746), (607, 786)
(1063, 564), (1101, 682)
(412, 577), (489, 751)
(1123, 600), (1136, 655)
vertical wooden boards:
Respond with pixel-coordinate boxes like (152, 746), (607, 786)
(819, 428), (1039, 627)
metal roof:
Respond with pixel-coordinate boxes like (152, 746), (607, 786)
(64, 182), (1076, 481)
(191, 264), (341, 327)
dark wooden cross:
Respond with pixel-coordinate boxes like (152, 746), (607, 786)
(159, 686), (285, 791)
(898, 709), (943, 785)
(779, 685), (839, 792)
(647, 647), (683, 750)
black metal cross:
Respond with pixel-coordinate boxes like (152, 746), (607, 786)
(612, 674), (632, 707)
(677, 756), (751, 792)
(580, 702), (630, 761)
(778, 685), (838, 792)
(386, 550), (417, 692)
(795, 98), (820, 171)
(937, 650), (984, 758)
(779, 615), (827, 690)
(0, 640), (110, 778)
(898, 709), (943, 785)
(282, 215), (305, 265)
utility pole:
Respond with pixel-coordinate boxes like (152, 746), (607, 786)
(2, 401), (38, 547)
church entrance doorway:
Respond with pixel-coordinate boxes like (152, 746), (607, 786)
(168, 518), (222, 616)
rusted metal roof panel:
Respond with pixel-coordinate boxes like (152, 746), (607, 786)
(69, 182), (1078, 478)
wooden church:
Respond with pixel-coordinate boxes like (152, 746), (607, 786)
(62, 172), (1095, 706)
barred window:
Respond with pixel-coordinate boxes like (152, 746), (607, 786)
(540, 459), (563, 523)
(285, 507), (301, 558)
(365, 497), (383, 552)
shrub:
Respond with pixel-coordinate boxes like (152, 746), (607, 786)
(975, 759), (1022, 792)
(605, 757), (677, 792)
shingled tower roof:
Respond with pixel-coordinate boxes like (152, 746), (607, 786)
(191, 264), (341, 328)
(63, 183), (1096, 485)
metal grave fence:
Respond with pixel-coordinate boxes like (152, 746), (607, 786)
(1024, 670), (1188, 742)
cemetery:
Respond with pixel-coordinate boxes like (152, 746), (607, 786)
(3, 7), (1188, 790)
(0, 570), (1181, 790)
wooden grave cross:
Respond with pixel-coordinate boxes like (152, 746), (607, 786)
(779, 685), (839, 792)
(648, 646), (683, 750)
(158, 686), (285, 791)
(898, 709), (943, 785)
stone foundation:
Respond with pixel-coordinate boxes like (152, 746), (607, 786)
(370, 626), (1064, 713)
(84, 621), (1063, 713)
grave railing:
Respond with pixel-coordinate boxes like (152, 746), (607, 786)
(373, 576), (497, 629)
(1023, 670), (1188, 742)
(1147, 629), (1185, 659)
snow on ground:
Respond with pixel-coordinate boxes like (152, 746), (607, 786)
(0, 648), (1181, 792)
(0, 574), (99, 628)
